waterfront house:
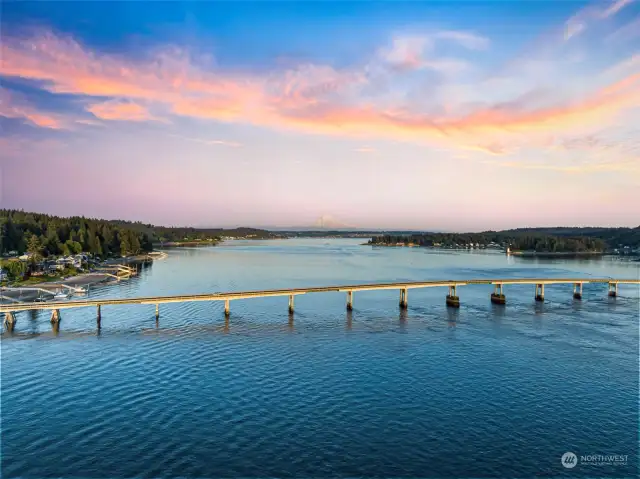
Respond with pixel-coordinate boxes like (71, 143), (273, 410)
(47, 264), (64, 273)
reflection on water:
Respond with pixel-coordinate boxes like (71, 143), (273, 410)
(446, 306), (459, 327)
(1, 239), (638, 478)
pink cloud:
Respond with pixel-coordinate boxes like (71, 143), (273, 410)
(87, 100), (158, 122)
(0, 10), (638, 177)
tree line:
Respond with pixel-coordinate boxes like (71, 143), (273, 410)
(369, 231), (610, 252)
(1, 210), (155, 259)
(0, 210), (281, 260)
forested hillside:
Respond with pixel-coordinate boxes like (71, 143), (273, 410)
(1, 210), (154, 257)
(368, 227), (640, 252)
(501, 227), (640, 249)
(0, 210), (278, 258)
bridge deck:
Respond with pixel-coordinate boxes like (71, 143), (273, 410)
(1, 278), (638, 313)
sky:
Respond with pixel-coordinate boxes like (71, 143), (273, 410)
(1, 0), (639, 231)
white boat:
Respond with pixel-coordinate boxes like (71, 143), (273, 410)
(53, 292), (69, 300)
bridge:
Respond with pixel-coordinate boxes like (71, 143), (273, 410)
(2, 277), (638, 331)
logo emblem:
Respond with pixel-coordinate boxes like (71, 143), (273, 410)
(562, 452), (578, 469)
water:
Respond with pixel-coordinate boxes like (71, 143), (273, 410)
(2, 239), (639, 478)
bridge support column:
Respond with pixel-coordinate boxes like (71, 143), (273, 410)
(346, 291), (353, 311)
(155, 304), (159, 319)
(399, 288), (408, 309)
(491, 284), (506, 305)
(288, 294), (295, 314)
(608, 282), (618, 297)
(224, 300), (230, 317)
(446, 285), (460, 308)
(535, 284), (544, 302)
(4, 312), (16, 332)
(50, 309), (61, 324)
(573, 283), (583, 300)
(97, 305), (101, 327)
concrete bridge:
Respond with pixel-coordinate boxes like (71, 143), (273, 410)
(1, 278), (638, 331)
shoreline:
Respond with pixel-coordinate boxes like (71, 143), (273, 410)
(367, 243), (613, 258)
(0, 253), (166, 303)
(1, 273), (115, 303)
(509, 251), (605, 258)
(154, 241), (218, 248)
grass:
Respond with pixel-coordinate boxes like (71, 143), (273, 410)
(11, 267), (80, 287)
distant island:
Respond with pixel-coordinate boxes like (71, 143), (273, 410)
(368, 228), (640, 255)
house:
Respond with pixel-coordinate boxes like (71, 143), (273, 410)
(48, 264), (64, 273)
(0, 268), (8, 281)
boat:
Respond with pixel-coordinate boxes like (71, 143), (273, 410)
(53, 292), (69, 300)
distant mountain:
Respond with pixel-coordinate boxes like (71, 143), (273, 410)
(313, 215), (355, 229)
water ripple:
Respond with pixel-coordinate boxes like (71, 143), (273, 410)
(2, 240), (638, 477)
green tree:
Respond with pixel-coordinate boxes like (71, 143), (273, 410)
(120, 234), (131, 256)
(26, 234), (44, 261)
(1, 260), (27, 280)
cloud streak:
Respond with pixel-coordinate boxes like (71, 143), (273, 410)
(169, 134), (242, 147)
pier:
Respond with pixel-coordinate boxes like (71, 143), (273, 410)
(2, 278), (638, 330)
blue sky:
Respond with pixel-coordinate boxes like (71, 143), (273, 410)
(1, 1), (639, 229)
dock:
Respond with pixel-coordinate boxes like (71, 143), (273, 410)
(2, 277), (638, 331)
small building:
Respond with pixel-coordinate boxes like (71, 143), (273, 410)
(48, 264), (64, 273)
(0, 269), (8, 281)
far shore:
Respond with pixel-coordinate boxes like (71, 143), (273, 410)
(366, 243), (615, 258)
(509, 250), (605, 258)
(155, 240), (218, 248)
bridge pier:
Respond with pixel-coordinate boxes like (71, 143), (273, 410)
(4, 312), (16, 332)
(224, 300), (230, 317)
(446, 285), (460, 308)
(50, 309), (61, 324)
(535, 284), (545, 302)
(491, 284), (506, 304)
(346, 290), (353, 311)
(399, 288), (408, 309)
(97, 305), (101, 328)
(288, 294), (295, 314)
(573, 283), (583, 300)
(608, 282), (618, 297)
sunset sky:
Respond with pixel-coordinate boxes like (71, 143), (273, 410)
(1, 0), (639, 231)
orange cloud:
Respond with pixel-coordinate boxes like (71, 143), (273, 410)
(87, 100), (158, 122)
(1, 28), (639, 163)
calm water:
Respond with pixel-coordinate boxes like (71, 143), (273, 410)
(2, 239), (639, 478)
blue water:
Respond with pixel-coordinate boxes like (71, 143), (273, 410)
(2, 239), (639, 478)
